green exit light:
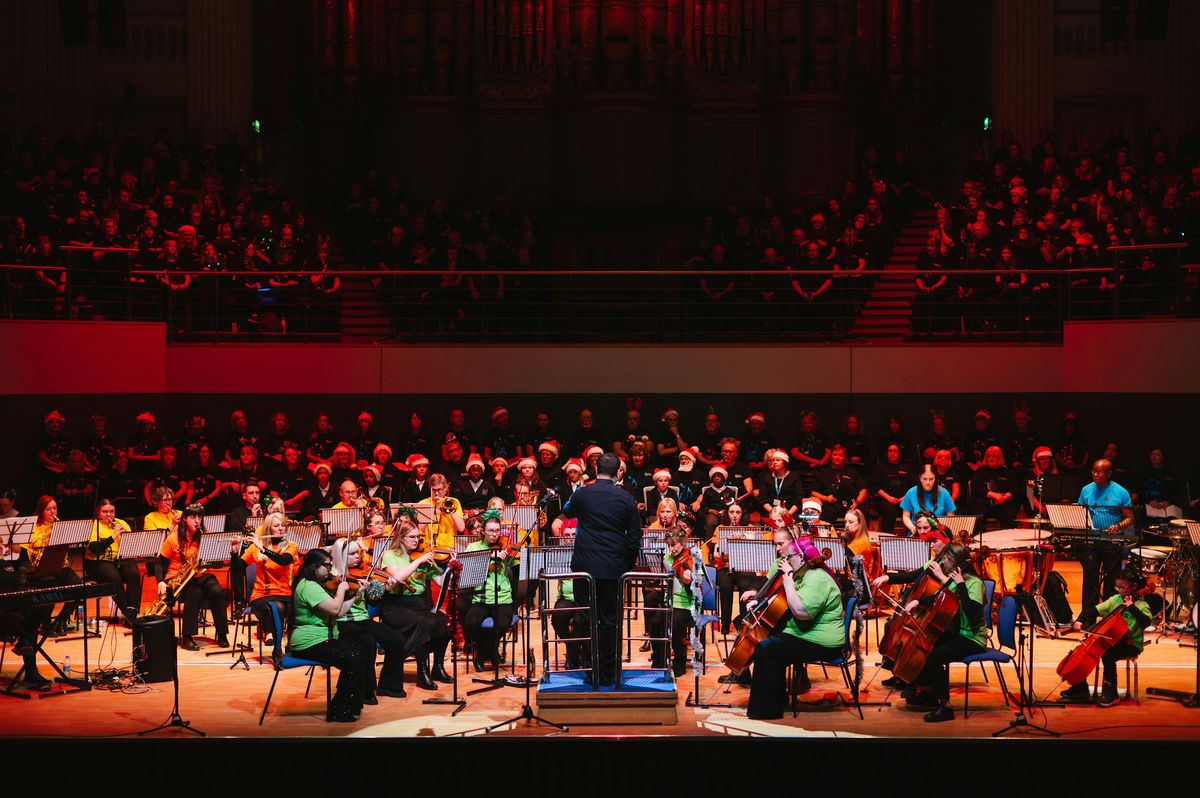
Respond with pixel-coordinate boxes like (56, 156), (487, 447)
(252, 119), (261, 134)
(983, 116), (991, 131)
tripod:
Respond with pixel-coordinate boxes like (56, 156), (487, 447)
(993, 590), (1058, 737)
(484, 573), (566, 733)
(139, 602), (205, 737)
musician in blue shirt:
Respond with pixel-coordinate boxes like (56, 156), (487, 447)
(1076, 459), (1134, 615)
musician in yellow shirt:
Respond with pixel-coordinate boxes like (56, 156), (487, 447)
(417, 474), (464, 551)
(27, 496), (82, 636)
(143, 486), (181, 534)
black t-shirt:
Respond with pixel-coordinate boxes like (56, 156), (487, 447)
(83, 433), (119, 476)
(272, 466), (313, 504)
(189, 464), (222, 503)
(260, 432), (301, 461)
(933, 466), (963, 502)
(99, 469), (141, 504)
(1006, 427), (1040, 470)
(482, 427), (523, 461)
(223, 430), (259, 459)
(741, 431), (777, 469)
(833, 433), (872, 474)
(307, 431), (338, 461)
(754, 471), (803, 510)
(972, 465), (1018, 505)
(397, 430), (436, 461)
(964, 431), (1002, 466)
(37, 430), (71, 469)
(693, 430), (725, 463)
(442, 427), (477, 454)
(814, 466), (866, 508)
(697, 484), (739, 514)
(873, 462), (915, 500)
(789, 433), (829, 472)
(1137, 466), (1181, 504)
(146, 463), (188, 496)
(568, 427), (604, 457)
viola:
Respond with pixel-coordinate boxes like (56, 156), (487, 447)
(1056, 609), (1129, 686)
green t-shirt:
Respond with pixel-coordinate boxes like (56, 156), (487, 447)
(291, 579), (338, 651)
(947, 575), (987, 648)
(343, 591), (369, 623)
(662, 550), (697, 610)
(558, 577), (575, 602)
(466, 541), (513, 605)
(378, 548), (425, 596)
(1096, 594), (1153, 652)
(780, 567), (844, 648)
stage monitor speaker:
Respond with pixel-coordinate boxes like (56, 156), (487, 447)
(58, 0), (92, 46)
(132, 615), (176, 684)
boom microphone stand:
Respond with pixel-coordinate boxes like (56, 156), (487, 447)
(993, 589), (1058, 737)
(139, 592), (204, 737)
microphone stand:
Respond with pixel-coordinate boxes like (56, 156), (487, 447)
(139, 592), (204, 737)
(993, 589), (1058, 737)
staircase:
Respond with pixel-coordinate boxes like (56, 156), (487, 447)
(849, 208), (936, 341)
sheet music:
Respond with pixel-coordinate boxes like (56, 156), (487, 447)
(115, 530), (165, 559)
(725, 539), (776, 573)
(880, 538), (931, 572)
(0, 516), (36, 546)
(198, 532), (239, 563)
(48, 519), (93, 546)
(635, 549), (666, 573)
(321, 508), (363, 536)
(453, 549), (494, 591)
(453, 534), (477, 553)
(520, 545), (575, 582)
(812, 536), (846, 571)
(937, 515), (979, 536)
(502, 505), (538, 530)
(202, 514), (227, 533)
(283, 524), (323, 552)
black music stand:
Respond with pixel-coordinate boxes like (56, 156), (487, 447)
(138, 588), (205, 737)
(468, 545), (522, 696)
(191, 532), (244, 658)
(47, 519), (97, 643)
(423, 549), (490, 715)
(993, 589), (1059, 737)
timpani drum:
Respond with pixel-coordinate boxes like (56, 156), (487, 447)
(975, 529), (1056, 597)
(1129, 545), (1171, 576)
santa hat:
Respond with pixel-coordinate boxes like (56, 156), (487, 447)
(357, 410), (374, 424)
(538, 441), (560, 457)
(801, 498), (822, 515)
(491, 456), (509, 469)
(312, 462), (332, 475)
(678, 447), (699, 462)
(746, 411), (765, 425)
(584, 445), (604, 460)
(491, 406), (508, 421)
(563, 458), (585, 474)
(517, 457), (537, 470)
(661, 407), (679, 421)
(404, 454), (430, 472)
(44, 409), (66, 424)
(1032, 446), (1053, 462)
(768, 448), (790, 463)
(653, 468), (672, 480)
(709, 464), (728, 479)
(135, 410), (156, 425)
(465, 453), (485, 471)
(361, 465), (381, 480)
(373, 443), (393, 460)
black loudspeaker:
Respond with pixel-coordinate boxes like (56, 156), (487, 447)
(97, 0), (127, 49)
(57, 0), (91, 46)
(132, 616), (176, 684)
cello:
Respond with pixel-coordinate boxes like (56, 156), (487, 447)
(724, 543), (825, 676)
(1055, 609), (1129, 686)
(888, 580), (961, 684)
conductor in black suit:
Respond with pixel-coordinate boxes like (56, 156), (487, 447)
(563, 452), (643, 686)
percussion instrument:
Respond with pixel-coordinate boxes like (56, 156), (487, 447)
(1128, 545), (1171, 576)
(973, 528), (1055, 597)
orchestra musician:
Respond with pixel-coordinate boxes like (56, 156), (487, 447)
(900, 465), (956, 535)
(332, 479), (366, 510)
(745, 536), (846, 720)
(0, 536), (51, 689)
(153, 503), (230, 651)
(329, 538), (408, 700)
(377, 519), (454, 691)
(896, 541), (986, 723)
(1057, 566), (1152, 708)
(418, 474), (465, 551)
(226, 481), (264, 611)
(870, 511), (953, 690)
(550, 519), (589, 670)
(289, 548), (367, 723)
(240, 512), (298, 662)
(462, 509), (516, 672)
(712, 501), (766, 636)
(649, 527), (698, 678)
(143, 486), (181, 535)
(84, 498), (141, 624)
(1077, 459), (1134, 614)
(27, 496), (82, 637)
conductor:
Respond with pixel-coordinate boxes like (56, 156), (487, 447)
(563, 452), (643, 686)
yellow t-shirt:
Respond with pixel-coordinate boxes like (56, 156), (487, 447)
(87, 518), (132, 561)
(418, 496), (461, 551)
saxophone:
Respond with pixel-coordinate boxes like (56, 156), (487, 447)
(145, 555), (207, 617)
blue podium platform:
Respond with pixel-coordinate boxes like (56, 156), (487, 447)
(536, 669), (679, 724)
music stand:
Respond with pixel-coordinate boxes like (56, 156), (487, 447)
(0, 516), (34, 548)
(453, 534), (477, 553)
(527, 545), (578, 672)
(880, 538), (931, 572)
(725, 539), (776, 575)
(937, 515), (980, 538)
(321, 508), (362, 539)
(401, 503), (436, 526)
(502, 505), (537, 530)
(282, 523), (323, 553)
(812, 536), (847, 571)
(1045, 503), (1090, 531)
(424, 549), (491, 715)
(201, 515), (227, 533)
(482, 544), (570, 733)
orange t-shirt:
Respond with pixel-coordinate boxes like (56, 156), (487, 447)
(241, 541), (299, 600)
(159, 532), (200, 580)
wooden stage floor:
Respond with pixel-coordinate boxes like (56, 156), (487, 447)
(3, 564), (1199, 741)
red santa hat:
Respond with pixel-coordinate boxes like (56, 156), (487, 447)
(373, 443), (393, 460)
(491, 406), (508, 421)
(538, 440), (560, 457)
(563, 458), (585, 474)
(709, 464), (728, 479)
(465, 453), (485, 471)
(517, 457), (537, 470)
(746, 411), (765, 425)
(404, 453), (430, 472)
(653, 468), (672, 480)
(584, 445), (604, 460)
(678, 447), (699, 463)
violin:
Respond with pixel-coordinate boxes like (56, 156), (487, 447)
(324, 574), (360, 599)
(672, 548), (694, 582)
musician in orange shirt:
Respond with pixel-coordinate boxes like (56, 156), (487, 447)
(154, 504), (230, 651)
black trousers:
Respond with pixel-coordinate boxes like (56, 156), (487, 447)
(249, 596), (290, 640)
(177, 573), (228, 638)
(463, 602), (515, 663)
(84, 559), (142, 621)
(746, 634), (843, 719)
(228, 557), (248, 605)
(292, 637), (366, 719)
(573, 577), (620, 683)
(876, 499), (901, 535)
(717, 569), (765, 629)
(976, 499), (1018, 529)
(339, 617), (408, 693)
(914, 630), (986, 702)
(1079, 541), (1125, 618)
(551, 597), (590, 667)
(649, 607), (693, 677)
(1068, 639), (1139, 690)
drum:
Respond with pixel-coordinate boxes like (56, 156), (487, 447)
(975, 529), (1056, 597)
(1168, 519), (1191, 542)
(132, 615), (176, 684)
(1129, 546), (1170, 576)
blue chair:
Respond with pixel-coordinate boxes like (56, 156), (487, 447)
(696, 565), (723, 663)
(790, 597), (864, 720)
(952, 587), (1017, 719)
(258, 602), (331, 725)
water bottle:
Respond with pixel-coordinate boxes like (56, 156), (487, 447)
(76, 605), (85, 630)
(63, 656), (72, 678)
